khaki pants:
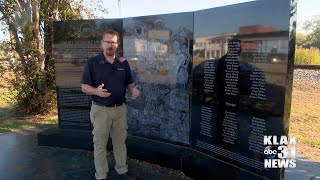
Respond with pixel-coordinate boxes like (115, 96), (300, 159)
(90, 103), (128, 180)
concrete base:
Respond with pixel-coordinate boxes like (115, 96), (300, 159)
(285, 169), (315, 180)
(0, 127), (191, 180)
(38, 127), (277, 180)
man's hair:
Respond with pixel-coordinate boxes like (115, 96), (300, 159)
(101, 30), (120, 43)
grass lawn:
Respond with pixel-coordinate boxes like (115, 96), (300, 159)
(0, 118), (57, 134)
(289, 80), (320, 161)
(0, 65), (58, 134)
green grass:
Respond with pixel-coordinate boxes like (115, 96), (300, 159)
(0, 118), (58, 134)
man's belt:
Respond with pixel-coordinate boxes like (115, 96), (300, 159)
(92, 101), (123, 107)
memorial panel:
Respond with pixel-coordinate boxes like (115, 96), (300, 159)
(48, 1), (296, 179)
(191, 0), (293, 179)
(123, 13), (193, 144)
(53, 19), (123, 129)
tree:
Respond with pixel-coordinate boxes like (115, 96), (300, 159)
(303, 15), (320, 49)
(0, 0), (106, 115)
(296, 33), (307, 47)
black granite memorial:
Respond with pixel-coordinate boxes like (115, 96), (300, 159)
(190, 0), (296, 178)
(123, 13), (193, 144)
(38, 0), (297, 179)
(53, 19), (123, 130)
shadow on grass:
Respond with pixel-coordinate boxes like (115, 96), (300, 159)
(0, 107), (21, 121)
(0, 106), (58, 133)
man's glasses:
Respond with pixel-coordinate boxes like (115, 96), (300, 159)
(102, 40), (118, 45)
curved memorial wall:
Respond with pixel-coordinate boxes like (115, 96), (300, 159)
(39, 0), (297, 179)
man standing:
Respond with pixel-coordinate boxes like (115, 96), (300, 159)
(81, 30), (140, 180)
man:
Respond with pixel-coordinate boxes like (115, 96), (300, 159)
(81, 30), (140, 180)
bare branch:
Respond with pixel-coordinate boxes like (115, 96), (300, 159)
(14, 0), (22, 12)
(32, 0), (45, 70)
(54, 0), (60, 20)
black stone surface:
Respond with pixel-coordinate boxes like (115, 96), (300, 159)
(38, 127), (185, 170)
(182, 150), (273, 180)
(53, 19), (123, 88)
(38, 127), (272, 179)
(190, 0), (293, 179)
(123, 13), (193, 144)
(49, 0), (296, 179)
(53, 19), (123, 44)
(56, 87), (92, 130)
(54, 19), (123, 130)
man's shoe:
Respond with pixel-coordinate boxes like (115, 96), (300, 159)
(119, 172), (136, 180)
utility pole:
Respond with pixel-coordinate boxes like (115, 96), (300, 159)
(118, 0), (122, 17)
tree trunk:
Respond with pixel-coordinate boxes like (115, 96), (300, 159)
(32, 0), (45, 71)
(0, 2), (26, 66)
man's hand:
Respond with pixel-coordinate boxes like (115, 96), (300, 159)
(127, 83), (140, 100)
(131, 86), (140, 100)
(96, 84), (111, 97)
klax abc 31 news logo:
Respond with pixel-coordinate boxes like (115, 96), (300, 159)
(263, 135), (296, 168)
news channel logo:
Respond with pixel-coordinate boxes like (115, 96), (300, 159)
(263, 136), (297, 168)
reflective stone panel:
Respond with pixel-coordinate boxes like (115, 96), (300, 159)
(123, 13), (193, 144)
(53, 19), (123, 130)
(54, 19), (123, 88)
(191, 0), (292, 179)
(51, 1), (295, 178)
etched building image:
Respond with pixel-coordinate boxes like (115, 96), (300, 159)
(123, 13), (193, 144)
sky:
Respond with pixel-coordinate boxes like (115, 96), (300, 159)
(101, 0), (318, 35)
(103, 0), (253, 18)
(296, 0), (319, 33)
(107, 0), (318, 33)
(0, 0), (319, 41)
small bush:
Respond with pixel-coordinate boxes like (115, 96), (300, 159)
(295, 46), (320, 65)
(12, 61), (57, 115)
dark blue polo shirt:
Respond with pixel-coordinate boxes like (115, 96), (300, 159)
(81, 53), (133, 106)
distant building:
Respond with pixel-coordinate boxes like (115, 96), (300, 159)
(193, 33), (235, 65)
(204, 33), (236, 59)
(193, 25), (288, 64)
(235, 25), (288, 55)
(238, 25), (278, 35)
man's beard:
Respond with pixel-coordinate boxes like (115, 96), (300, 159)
(105, 48), (116, 56)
